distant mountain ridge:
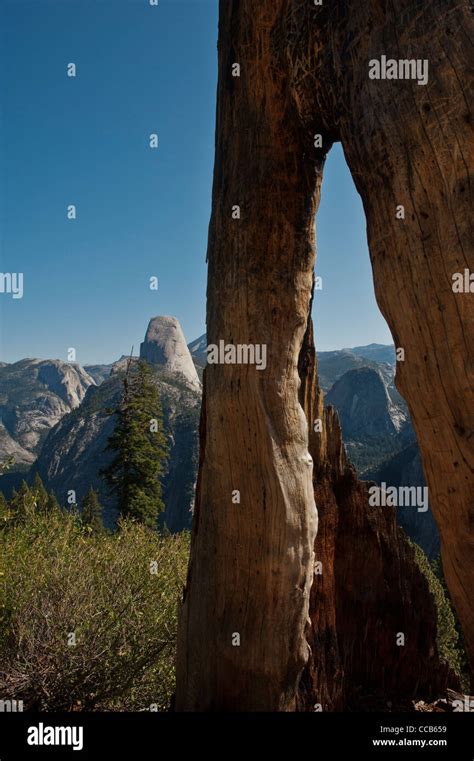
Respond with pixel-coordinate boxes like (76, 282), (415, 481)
(342, 343), (396, 365)
(0, 334), (439, 552)
(0, 318), (201, 531)
(0, 359), (94, 468)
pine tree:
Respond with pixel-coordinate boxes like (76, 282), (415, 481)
(103, 360), (168, 528)
(0, 491), (8, 523)
(32, 473), (49, 512)
(81, 487), (104, 533)
(46, 490), (61, 513)
(10, 480), (36, 521)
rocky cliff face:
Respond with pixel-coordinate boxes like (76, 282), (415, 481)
(367, 443), (440, 559)
(327, 367), (398, 438)
(187, 334), (208, 369)
(177, 0), (473, 709)
(325, 366), (410, 473)
(84, 363), (115, 385)
(0, 359), (94, 467)
(140, 317), (201, 391)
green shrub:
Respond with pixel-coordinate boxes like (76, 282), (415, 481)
(0, 510), (189, 711)
(411, 541), (468, 688)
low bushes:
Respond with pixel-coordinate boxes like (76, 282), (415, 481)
(0, 509), (189, 711)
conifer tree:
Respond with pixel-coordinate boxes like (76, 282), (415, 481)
(46, 490), (61, 513)
(32, 473), (49, 512)
(103, 360), (168, 528)
(81, 487), (104, 533)
(0, 491), (8, 522)
(10, 480), (35, 521)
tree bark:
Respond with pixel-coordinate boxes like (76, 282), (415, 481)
(175, 2), (325, 711)
(323, 0), (474, 680)
(176, 0), (473, 710)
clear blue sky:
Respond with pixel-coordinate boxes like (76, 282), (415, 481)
(0, 0), (392, 365)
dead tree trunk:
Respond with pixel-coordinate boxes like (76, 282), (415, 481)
(176, 0), (473, 710)
(321, 0), (474, 680)
(175, 2), (326, 711)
